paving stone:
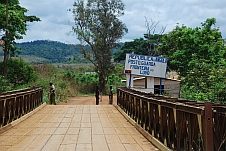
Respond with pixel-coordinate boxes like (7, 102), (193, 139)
(69, 122), (81, 128)
(61, 117), (72, 123)
(0, 104), (159, 151)
(91, 123), (104, 134)
(0, 135), (10, 143)
(54, 128), (68, 135)
(36, 122), (50, 128)
(11, 135), (37, 148)
(118, 134), (137, 144)
(81, 122), (91, 128)
(26, 128), (44, 135)
(103, 127), (116, 134)
(1, 128), (18, 136)
(23, 135), (51, 151)
(126, 127), (142, 135)
(115, 127), (130, 135)
(47, 122), (60, 128)
(1, 135), (22, 146)
(77, 128), (91, 144)
(41, 144), (60, 151)
(123, 143), (144, 151)
(41, 127), (57, 135)
(92, 144), (109, 151)
(7, 146), (26, 151)
(45, 134), (64, 144)
(61, 134), (78, 145)
(59, 122), (70, 128)
(66, 128), (80, 135)
(91, 113), (99, 118)
(91, 117), (101, 123)
(108, 143), (127, 151)
(105, 134), (121, 144)
(76, 143), (92, 151)
(92, 134), (107, 144)
(58, 144), (76, 151)
(0, 145), (11, 151)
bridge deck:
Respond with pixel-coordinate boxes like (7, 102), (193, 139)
(0, 104), (158, 151)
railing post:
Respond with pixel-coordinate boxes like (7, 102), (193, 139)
(0, 87), (44, 127)
(204, 102), (213, 151)
(117, 88), (119, 106)
(0, 96), (5, 128)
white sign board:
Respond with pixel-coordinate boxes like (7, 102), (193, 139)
(124, 53), (168, 78)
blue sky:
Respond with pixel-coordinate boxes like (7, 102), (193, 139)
(18, 0), (226, 44)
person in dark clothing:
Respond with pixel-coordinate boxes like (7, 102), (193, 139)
(95, 85), (99, 105)
(109, 85), (113, 104)
(49, 82), (56, 105)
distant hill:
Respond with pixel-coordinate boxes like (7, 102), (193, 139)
(15, 40), (87, 64)
(0, 40), (123, 64)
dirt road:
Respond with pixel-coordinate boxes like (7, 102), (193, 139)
(58, 94), (117, 105)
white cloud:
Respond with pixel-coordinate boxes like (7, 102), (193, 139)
(17, 0), (226, 44)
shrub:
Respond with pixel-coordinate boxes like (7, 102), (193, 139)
(0, 58), (38, 87)
(0, 75), (13, 93)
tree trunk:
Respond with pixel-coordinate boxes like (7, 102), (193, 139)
(3, 0), (9, 77)
(3, 43), (9, 77)
(99, 71), (106, 95)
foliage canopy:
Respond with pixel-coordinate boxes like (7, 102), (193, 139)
(0, 0), (40, 77)
(158, 18), (226, 102)
(71, 0), (128, 93)
(0, 58), (37, 89)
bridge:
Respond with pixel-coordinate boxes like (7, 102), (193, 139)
(0, 87), (225, 151)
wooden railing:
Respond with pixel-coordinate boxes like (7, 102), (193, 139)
(117, 87), (226, 151)
(0, 87), (43, 127)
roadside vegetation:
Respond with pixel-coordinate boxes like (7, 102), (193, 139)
(0, 60), (126, 104)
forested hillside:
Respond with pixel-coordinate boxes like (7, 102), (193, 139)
(11, 40), (122, 64)
(15, 40), (88, 63)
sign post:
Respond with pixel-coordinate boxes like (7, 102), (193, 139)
(124, 53), (168, 91)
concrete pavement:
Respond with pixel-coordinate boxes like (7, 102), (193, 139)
(0, 104), (159, 151)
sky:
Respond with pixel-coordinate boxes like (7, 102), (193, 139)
(17, 0), (226, 44)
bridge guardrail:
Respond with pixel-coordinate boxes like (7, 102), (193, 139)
(0, 87), (43, 128)
(117, 87), (226, 151)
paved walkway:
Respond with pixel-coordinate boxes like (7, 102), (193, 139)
(0, 104), (159, 151)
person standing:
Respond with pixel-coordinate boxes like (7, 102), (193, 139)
(109, 86), (113, 104)
(95, 85), (99, 105)
(49, 82), (56, 105)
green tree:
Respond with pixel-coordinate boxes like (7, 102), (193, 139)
(0, 58), (38, 87)
(158, 18), (226, 102)
(71, 0), (128, 94)
(0, 75), (13, 92)
(114, 38), (149, 62)
(158, 18), (225, 76)
(0, 0), (40, 77)
(114, 34), (165, 62)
